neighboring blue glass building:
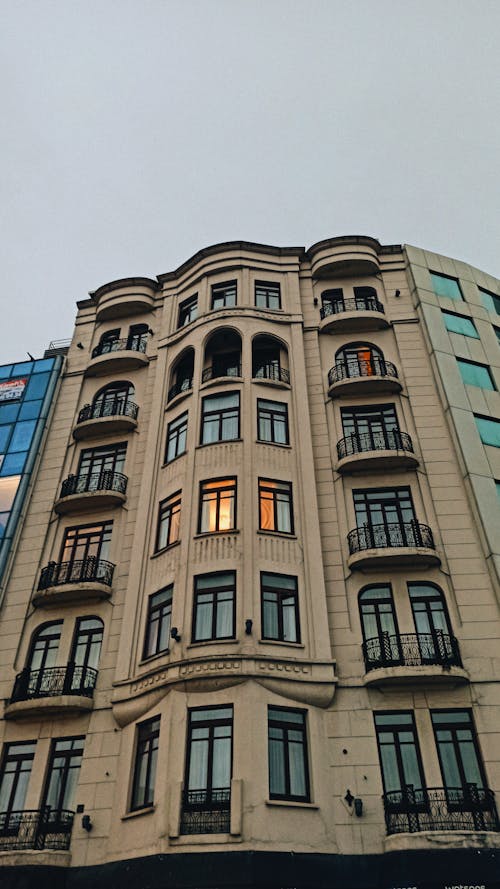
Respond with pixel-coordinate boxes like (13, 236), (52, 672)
(0, 356), (63, 588)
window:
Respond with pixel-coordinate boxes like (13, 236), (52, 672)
(359, 585), (400, 665)
(335, 343), (386, 378)
(182, 706), (232, 834)
(192, 572), (235, 642)
(211, 281), (237, 310)
(25, 621), (62, 696)
(201, 392), (240, 444)
(494, 327), (500, 346)
(92, 381), (135, 418)
(431, 711), (486, 795)
(165, 412), (188, 463)
(353, 487), (418, 546)
(457, 359), (495, 390)
(257, 398), (289, 444)
(127, 324), (148, 353)
(430, 271), (463, 301)
(259, 479), (293, 534)
(442, 311), (479, 338)
(178, 295), (198, 328)
(77, 442), (127, 488)
(408, 583), (455, 663)
(168, 351), (194, 402)
(71, 617), (104, 690)
(156, 492), (181, 551)
(341, 404), (400, 451)
(96, 329), (120, 354)
(268, 707), (309, 801)
(374, 712), (426, 805)
(252, 339), (288, 383)
(60, 521), (113, 566)
(198, 478), (236, 533)
(255, 281), (281, 310)
(321, 289), (344, 314)
(42, 737), (85, 818)
(261, 572), (300, 642)
(496, 481), (500, 502)
(131, 717), (160, 811)
(0, 742), (36, 828)
(475, 414), (500, 447)
(143, 586), (173, 659)
(479, 287), (500, 315)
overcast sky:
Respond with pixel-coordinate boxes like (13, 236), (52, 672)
(1, 0), (499, 363)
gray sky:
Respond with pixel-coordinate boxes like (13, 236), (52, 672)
(1, 0), (499, 363)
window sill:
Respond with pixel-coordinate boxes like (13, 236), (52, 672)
(252, 378), (291, 390)
(258, 639), (305, 649)
(256, 440), (292, 449)
(161, 451), (187, 470)
(139, 650), (170, 667)
(196, 439), (243, 450)
(194, 530), (240, 539)
(171, 832), (242, 846)
(257, 530), (297, 539)
(122, 806), (155, 821)
(165, 390), (192, 410)
(266, 799), (318, 810)
(151, 540), (181, 559)
(200, 377), (244, 392)
(187, 638), (239, 650)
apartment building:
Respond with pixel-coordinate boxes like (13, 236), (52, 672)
(0, 236), (499, 889)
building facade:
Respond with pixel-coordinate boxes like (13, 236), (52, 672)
(0, 236), (499, 889)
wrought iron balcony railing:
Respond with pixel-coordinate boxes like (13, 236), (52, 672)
(348, 521), (435, 554)
(180, 788), (231, 835)
(59, 470), (128, 500)
(363, 631), (462, 672)
(202, 364), (242, 383)
(253, 364), (290, 384)
(77, 398), (139, 424)
(383, 784), (500, 835)
(91, 337), (147, 359)
(0, 807), (74, 851)
(320, 296), (385, 319)
(328, 356), (398, 386)
(337, 430), (414, 461)
(10, 663), (98, 703)
(167, 378), (193, 402)
(38, 556), (115, 591)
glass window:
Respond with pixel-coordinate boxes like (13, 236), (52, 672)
(479, 287), (500, 315)
(18, 399), (42, 420)
(131, 717), (160, 810)
(261, 572), (300, 643)
(70, 617), (103, 692)
(257, 399), (289, 444)
(494, 327), (500, 345)
(475, 414), (500, 447)
(495, 481), (500, 502)
(359, 585), (400, 666)
(156, 492), (181, 551)
(192, 572), (235, 642)
(8, 420), (36, 453)
(182, 706), (232, 834)
(143, 586), (173, 659)
(33, 358), (55, 373)
(0, 476), (21, 514)
(0, 741), (36, 826)
(353, 486), (418, 548)
(408, 582), (455, 663)
(211, 281), (237, 310)
(42, 737), (85, 816)
(431, 710), (486, 794)
(255, 281), (281, 310)
(24, 373), (50, 401)
(0, 453), (27, 475)
(77, 443), (127, 483)
(442, 311), (479, 338)
(374, 712), (426, 804)
(268, 707), (309, 801)
(60, 522), (113, 565)
(200, 392), (240, 444)
(165, 412), (188, 463)
(457, 359), (495, 390)
(0, 404), (19, 422)
(178, 295), (198, 328)
(259, 479), (293, 533)
(26, 622), (62, 696)
(0, 425), (12, 452)
(199, 478), (236, 533)
(430, 271), (463, 301)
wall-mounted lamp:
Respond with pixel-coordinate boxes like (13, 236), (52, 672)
(170, 627), (181, 643)
(313, 297), (319, 307)
(77, 342), (85, 349)
(344, 790), (363, 817)
(344, 789), (354, 807)
(395, 289), (401, 298)
(245, 619), (253, 635)
(82, 814), (93, 832)
(148, 328), (154, 335)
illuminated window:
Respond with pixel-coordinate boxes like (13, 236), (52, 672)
(198, 479), (236, 533)
(259, 479), (293, 534)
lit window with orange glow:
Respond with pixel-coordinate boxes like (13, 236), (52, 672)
(258, 479), (293, 534)
(198, 478), (236, 534)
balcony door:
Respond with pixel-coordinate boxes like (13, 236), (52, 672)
(359, 586), (400, 666)
(431, 711), (487, 812)
(0, 742), (36, 831)
(182, 706), (232, 833)
(353, 487), (416, 547)
(337, 344), (383, 377)
(408, 583), (454, 663)
(126, 324), (148, 352)
(98, 329), (120, 354)
(26, 622), (62, 696)
(70, 617), (103, 692)
(41, 737), (84, 823)
(77, 443), (127, 490)
(93, 381), (134, 416)
(375, 712), (426, 808)
(342, 405), (399, 451)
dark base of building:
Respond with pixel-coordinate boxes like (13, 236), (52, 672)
(1, 849), (499, 889)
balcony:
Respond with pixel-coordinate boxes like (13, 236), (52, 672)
(85, 338), (149, 376)
(54, 470), (128, 514)
(167, 378), (193, 403)
(336, 430), (418, 473)
(252, 365), (290, 386)
(0, 808), (74, 852)
(5, 664), (97, 719)
(180, 788), (231, 835)
(383, 785), (500, 836)
(328, 357), (401, 398)
(33, 556), (115, 607)
(362, 632), (468, 687)
(202, 364), (242, 385)
(347, 521), (440, 571)
(73, 399), (139, 440)
(319, 296), (389, 333)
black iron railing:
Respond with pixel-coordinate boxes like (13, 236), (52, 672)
(91, 337), (147, 359)
(180, 788), (231, 835)
(10, 663), (98, 703)
(253, 364), (290, 384)
(59, 470), (128, 500)
(320, 296), (385, 319)
(363, 631), (462, 672)
(202, 364), (242, 383)
(0, 807), (74, 851)
(77, 398), (139, 425)
(167, 378), (193, 402)
(38, 556), (115, 591)
(383, 785), (500, 834)
(337, 430), (414, 461)
(348, 521), (435, 554)
(328, 356), (398, 386)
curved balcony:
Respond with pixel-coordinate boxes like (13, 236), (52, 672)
(319, 297), (389, 333)
(347, 521), (440, 571)
(308, 236), (382, 279)
(167, 378), (193, 404)
(252, 365), (290, 387)
(93, 277), (156, 321)
(5, 664), (97, 719)
(0, 808), (74, 852)
(336, 430), (418, 473)
(73, 398), (139, 440)
(85, 338), (149, 377)
(54, 470), (128, 514)
(202, 364), (242, 385)
(328, 357), (401, 397)
(33, 556), (115, 607)
(383, 785), (499, 836)
(362, 632), (468, 687)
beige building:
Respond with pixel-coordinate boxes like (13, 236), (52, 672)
(1, 236), (500, 889)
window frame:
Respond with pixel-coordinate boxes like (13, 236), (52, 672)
(143, 586), (173, 660)
(374, 711), (427, 805)
(155, 491), (181, 552)
(430, 271), (464, 301)
(41, 736), (85, 816)
(0, 741), (36, 823)
(130, 717), (161, 811)
(457, 358), (496, 391)
(177, 295), (198, 328)
(255, 281), (282, 311)
(479, 287), (500, 315)
(257, 398), (289, 445)
(192, 571), (236, 643)
(475, 414), (500, 447)
(441, 310), (479, 339)
(184, 705), (233, 799)
(268, 706), (310, 802)
(198, 477), (237, 534)
(431, 709), (488, 795)
(200, 391), (240, 445)
(261, 571), (300, 643)
(258, 478), (294, 534)
(165, 411), (188, 464)
(211, 281), (237, 311)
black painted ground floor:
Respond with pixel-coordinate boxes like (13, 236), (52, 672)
(1, 849), (499, 889)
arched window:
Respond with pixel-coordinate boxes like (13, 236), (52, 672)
(203, 329), (242, 382)
(358, 585), (400, 666)
(168, 349), (194, 401)
(127, 324), (149, 353)
(408, 582), (454, 661)
(26, 621), (63, 696)
(335, 343), (385, 378)
(97, 328), (121, 354)
(353, 286), (378, 310)
(69, 616), (104, 694)
(93, 381), (135, 416)
(252, 335), (289, 384)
